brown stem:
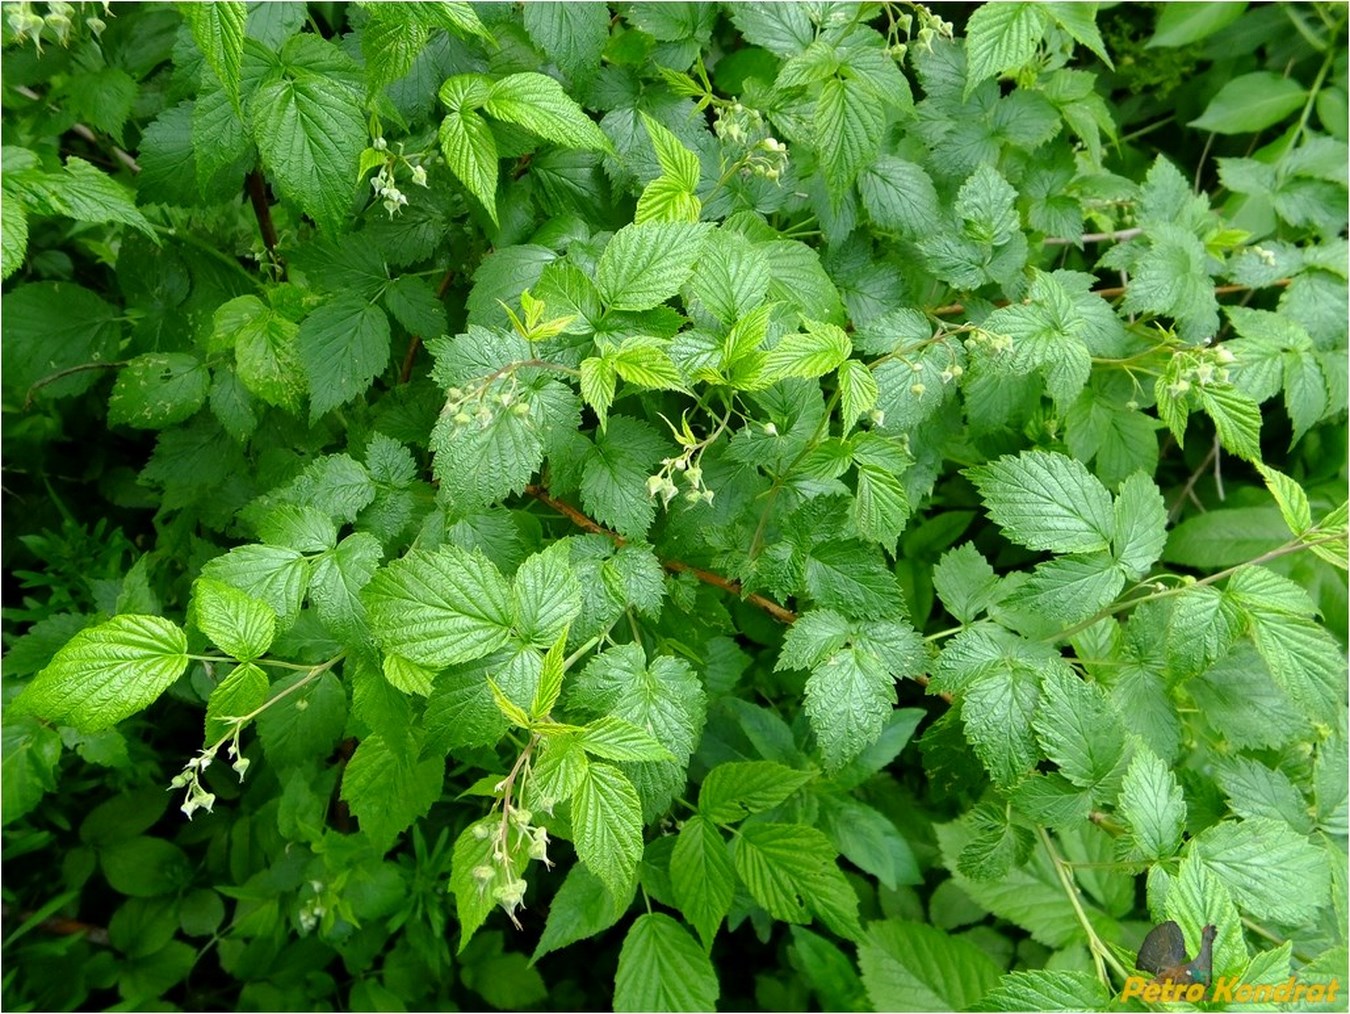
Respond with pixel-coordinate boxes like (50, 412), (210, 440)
(399, 268), (456, 384)
(25, 361), (124, 409)
(0, 904), (109, 947)
(245, 169), (278, 253)
(522, 484), (948, 699)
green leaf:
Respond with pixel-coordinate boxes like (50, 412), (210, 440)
(732, 822), (849, 927)
(1032, 667), (1127, 796)
(611, 337), (686, 391)
(1189, 72), (1307, 135)
(18, 157), (156, 240)
(572, 762), (644, 899)
(580, 356), (616, 427)
(818, 794), (920, 890)
(1148, 3), (1247, 47)
(2, 282), (121, 402)
(978, 970), (1111, 1012)
(1116, 745), (1186, 861)
(383, 654), (434, 697)
(1196, 384), (1262, 461)
(16, 616), (189, 733)
(966, 451), (1115, 554)
(299, 295), (391, 422)
(1, 196), (26, 281)
(670, 814), (735, 949)
(803, 540), (902, 619)
(804, 645), (897, 772)
(965, 3), (1045, 97)
(596, 222), (714, 311)
(859, 156), (940, 236)
(580, 416), (667, 539)
(1192, 817), (1330, 925)
(253, 64), (364, 235)
(522, 2), (610, 86)
(200, 544), (309, 628)
(765, 320), (852, 380)
(698, 761), (816, 824)
(853, 463), (912, 551)
(578, 716), (676, 762)
(255, 670), (347, 768)
(1112, 472), (1167, 580)
(815, 75), (886, 197)
(192, 578), (276, 661)
(449, 815), (529, 951)
(1162, 852), (1249, 981)
(484, 73), (612, 153)
(532, 863), (633, 963)
(641, 112), (700, 192)
(365, 546), (514, 668)
(858, 920), (1002, 1012)
(107, 353), (210, 430)
(837, 359), (878, 432)
(1215, 756), (1314, 834)
(1002, 553), (1125, 636)
(180, 3), (246, 108)
(614, 913), (720, 1013)
(214, 295), (304, 413)
(340, 732), (443, 849)
(309, 532), (383, 646)
(932, 544), (999, 625)
(204, 662), (269, 744)
(439, 102), (499, 223)
(512, 543), (582, 649)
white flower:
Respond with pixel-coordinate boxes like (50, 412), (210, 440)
(411, 164), (428, 187)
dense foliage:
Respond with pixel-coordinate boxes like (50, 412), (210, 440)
(2, 2), (1347, 1011)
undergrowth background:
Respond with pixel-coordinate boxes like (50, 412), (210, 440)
(1, 2), (1347, 1011)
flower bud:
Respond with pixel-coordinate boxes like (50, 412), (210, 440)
(763, 422), (778, 436)
(910, 383), (926, 396)
(411, 164), (428, 187)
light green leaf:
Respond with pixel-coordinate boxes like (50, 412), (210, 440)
(522, 2), (610, 86)
(1112, 472), (1168, 580)
(214, 295), (305, 413)
(765, 320), (852, 380)
(1148, 3), (1247, 47)
(1196, 384), (1262, 461)
(1189, 72), (1307, 135)
(858, 919), (1002, 1012)
(932, 544), (999, 625)
(596, 221), (713, 311)
(512, 543), (582, 649)
(979, 970), (1111, 1011)
(180, 3), (246, 108)
(614, 913), (719, 1013)
(572, 762), (644, 899)
(805, 646), (896, 772)
(1117, 746), (1186, 861)
(439, 103), (499, 223)
(670, 814), (735, 949)
(530, 630), (568, 721)
(837, 359), (878, 432)
(965, 3), (1045, 98)
(16, 616), (189, 733)
(383, 654), (434, 697)
(1191, 818), (1331, 925)
(309, 532), (383, 646)
(449, 815), (529, 951)
(204, 662), (268, 744)
(340, 732), (443, 849)
(108, 353), (210, 430)
(611, 337), (686, 391)
(731, 821), (838, 924)
(578, 716), (676, 762)
(192, 577), (275, 661)
(1032, 667), (1127, 796)
(365, 546), (514, 668)
(200, 544), (309, 628)
(966, 451), (1115, 554)
(859, 156), (940, 236)
(484, 73), (612, 152)
(253, 67), (364, 235)
(698, 761), (816, 824)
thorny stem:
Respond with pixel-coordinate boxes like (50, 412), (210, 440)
(1039, 826), (1131, 989)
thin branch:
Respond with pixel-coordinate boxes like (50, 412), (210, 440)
(0, 903), (109, 947)
(400, 267), (456, 384)
(1042, 227), (1143, 246)
(1167, 442), (1219, 522)
(245, 169), (278, 253)
(14, 85), (140, 172)
(24, 361), (123, 409)
(522, 483), (949, 700)
(930, 277), (1292, 318)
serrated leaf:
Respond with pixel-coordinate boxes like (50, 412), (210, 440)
(200, 544), (309, 628)
(180, 3), (246, 109)
(979, 970), (1111, 1012)
(966, 451), (1115, 553)
(732, 822), (837, 924)
(1196, 384), (1262, 461)
(439, 104), (499, 222)
(530, 630), (568, 721)
(365, 546), (514, 668)
(698, 761), (816, 824)
(765, 320), (852, 380)
(597, 222), (713, 311)
(1191, 818), (1331, 925)
(253, 66), (364, 235)
(484, 73), (612, 153)
(614, 913), (719, 1013)
(572, 762), (644, 899)
(965, 3), (1045, 97)
(858, 919), (1002, 1012)
(670, 814), (735, 949)
(532, 864), (632, 964)
(204, 661), (268, 744)
(298, 295), (391, 422)
(1032, 667), (1127, 797)
(192, 578), (276, 661)
(16, 616), (188, 733)
(815, 75), (885, 198)
(340, 732), (443, 850)
(108, 354), (210, 430)
(449, 815), (529, 951)
(578, 716), (676, 762)
(1117, 746), (1186, 861)
(1112, 472), (1168, 580)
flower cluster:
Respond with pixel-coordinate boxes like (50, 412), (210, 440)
(889, 4), (956, 59)
(713, 103), (789, 182)
(470, 799), (553, 928)
(443, 374), (532, 434)
(367, 136), (431, 218)
(4, 0), (101, 48)
(1166, 343), (1236, 397)
(169, 752), (217, 820)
